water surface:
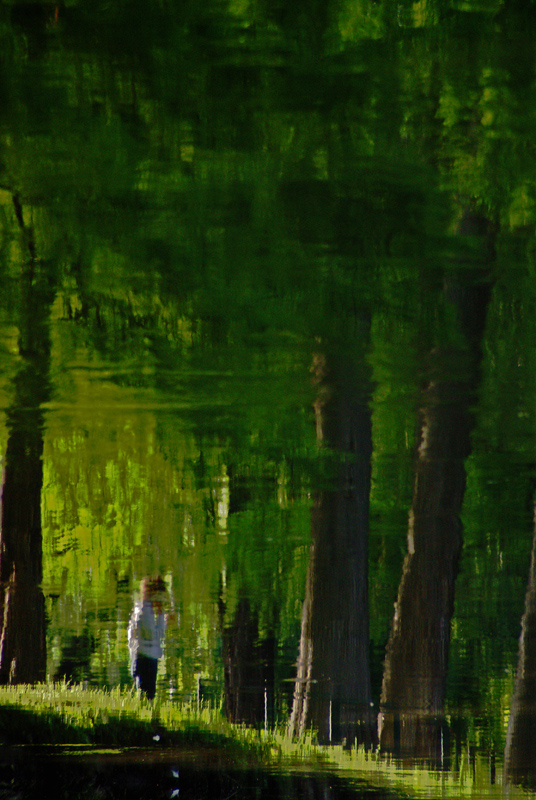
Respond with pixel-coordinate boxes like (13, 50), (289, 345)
(1, 0), (536, 795)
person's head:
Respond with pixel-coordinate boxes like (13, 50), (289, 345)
(140, 575), (168, 610)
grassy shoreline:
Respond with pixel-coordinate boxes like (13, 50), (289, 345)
(0, 683), (282, 755)
(0, 684), (529, 800)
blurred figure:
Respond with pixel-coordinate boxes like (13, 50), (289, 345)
(128, 576), (170, 700)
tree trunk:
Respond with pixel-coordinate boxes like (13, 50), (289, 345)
(288, 345), (375, 747)
(504, 499), (536, 789)
(378, 211), (493, 762)
(378, 378), (470, 762)
(0, 412), (47, 683)
(0, 198), (53, 684)
(221, 598), (275, 727)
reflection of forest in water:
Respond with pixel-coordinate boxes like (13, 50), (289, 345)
(2, 0), (536, 791)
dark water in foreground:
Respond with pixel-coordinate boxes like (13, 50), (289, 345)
(3, 0), (536, 795)
(0, 745), (508, 800)
(0, 751), (409, 800)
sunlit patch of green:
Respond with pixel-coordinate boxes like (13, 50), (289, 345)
(0, 682), (273, 755)
(324, 744), (522, 800)
(0, 683), (325, 759)
(338, 0), (384, 41)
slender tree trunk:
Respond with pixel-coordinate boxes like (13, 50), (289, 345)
(221, 597), (275, 727)
(0, 198), (53, 684)
(288, 343), (375, 747)
(379, 211), (493, 762)
(504, 498), (536, 789)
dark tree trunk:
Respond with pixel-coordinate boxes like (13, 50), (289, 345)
(288, 344), (375, 747)
(379, 211), (493, 763)
(221, 598), (275, 727)
(0, 198), (53, 684)
(504, 501), (536, 789)
(0, 412), (47, 683)
(378, 378), (470, 762)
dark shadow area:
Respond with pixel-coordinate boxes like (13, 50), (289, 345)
(221, 596), (276, 728)
(0, 748), (416, 800)
(0, 704), (256, 750)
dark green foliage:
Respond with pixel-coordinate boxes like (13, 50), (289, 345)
(1, 0), (536, 779)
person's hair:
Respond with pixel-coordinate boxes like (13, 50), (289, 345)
(140, 575), (167, 601)
(151, 576), (167, 594)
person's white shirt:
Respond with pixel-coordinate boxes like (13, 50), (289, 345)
(128, 599), (166, 666)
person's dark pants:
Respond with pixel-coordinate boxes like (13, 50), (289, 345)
(134, 653), (159, 699)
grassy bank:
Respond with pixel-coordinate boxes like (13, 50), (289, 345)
(0, 683), (281, 756)
(0, 685), (527, 800)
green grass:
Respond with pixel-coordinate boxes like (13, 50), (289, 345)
(0, 684), (531, 800)
(0, 681), (328, 768)
(0, 682), (280, 755)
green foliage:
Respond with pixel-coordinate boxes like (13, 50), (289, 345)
(2, 0), (536, 779)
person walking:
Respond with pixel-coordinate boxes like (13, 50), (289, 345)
(128, 576), (169, 700)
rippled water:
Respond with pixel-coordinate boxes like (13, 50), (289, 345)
(2, 0), (536, 795)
